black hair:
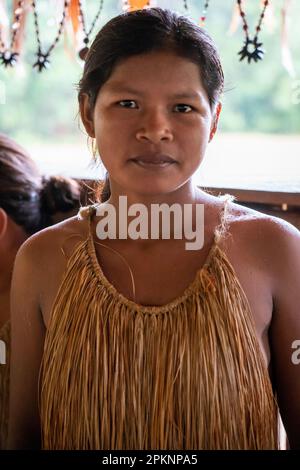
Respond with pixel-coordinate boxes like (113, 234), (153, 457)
(0, 133), (81, 235)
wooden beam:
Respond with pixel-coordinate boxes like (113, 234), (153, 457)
(202, 186), (300, 209)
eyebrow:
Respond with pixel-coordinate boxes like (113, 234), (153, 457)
(106, 85), (201, 100)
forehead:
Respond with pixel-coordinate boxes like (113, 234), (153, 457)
(100, 50), (206, 96)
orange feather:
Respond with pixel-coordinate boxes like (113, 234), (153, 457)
(68, 0), (80, 35)
(128, 0), (150, 12)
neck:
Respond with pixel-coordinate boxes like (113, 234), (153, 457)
(95, 182), (211, 248)
(106, 181), (208, 208)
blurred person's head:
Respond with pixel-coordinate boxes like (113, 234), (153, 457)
(0, 133), (81, 289)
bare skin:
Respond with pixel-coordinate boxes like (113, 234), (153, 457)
(8, 50), (300, 449)
(0, 209), (27, 329)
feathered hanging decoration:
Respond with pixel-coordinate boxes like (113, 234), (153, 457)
(64, 0), (81, 60)
(13, 0), (29, 56)
(281, 0), (295, 77)
(68, 0), (80, 36)
(127, 0), (151, 12)
(228, 0), (245, 35)
(260, 0), (275, 33)
(0, 0), (9, 33)
(228, 0), (274, 35)
(0, 0), (27, 67)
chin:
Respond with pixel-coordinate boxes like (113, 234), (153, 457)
(130, 181), (184, 197)
(130, 184), (170, 194)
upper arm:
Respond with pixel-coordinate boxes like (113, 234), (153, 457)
(268, 219), (300, 449)
(8, 237), (46, 449)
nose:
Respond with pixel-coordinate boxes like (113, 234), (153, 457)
(135, 108), (173, 143)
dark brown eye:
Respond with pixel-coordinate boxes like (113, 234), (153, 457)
(117, 100), (137, 108)
(175, 104), (193, 114)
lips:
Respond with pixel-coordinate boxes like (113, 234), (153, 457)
(131, 153), (176, 164)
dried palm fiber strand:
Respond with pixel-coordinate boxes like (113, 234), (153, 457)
(39, 194), (279, 449)
(0, 320), (10, 449)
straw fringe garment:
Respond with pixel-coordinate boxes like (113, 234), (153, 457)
(39, 195), (279, 449)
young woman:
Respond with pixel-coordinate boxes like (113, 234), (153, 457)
(8, 8), (300, 449)
(0, 133), (81, 448)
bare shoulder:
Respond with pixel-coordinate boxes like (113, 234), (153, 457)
(17, 213), (87, 264)
(223, 198), (300, 282)
(226, 199), (299, 250)
(227, 199), (298, 232)
(15, 213), (89, 325)
(24, 212), (84, 243)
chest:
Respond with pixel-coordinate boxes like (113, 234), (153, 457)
(42, 236), (273, 368)
(94, 236), (273, 366)
(95, 239), (214, 307)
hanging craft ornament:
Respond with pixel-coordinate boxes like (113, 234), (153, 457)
(228, 1), (241, 35)
(32, 0), (70, 72)
(64, 0), (80, 57)
(68, 0), (80, 37)
(280, 0), (295, 77)
(78, 0), (104, 60)
(0, 0), (25, 67)
(200, 1), (210, 27)
(13, 0), (29, 58)
(237, 0), (269, 63)
(122, 1), (151, 14)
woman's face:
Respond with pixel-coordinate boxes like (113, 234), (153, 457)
(82, 50), (220, 196)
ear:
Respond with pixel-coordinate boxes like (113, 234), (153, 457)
(0, 208), (8, 241)
(209, 102), (222, 143)
(79, 93), (95, 138)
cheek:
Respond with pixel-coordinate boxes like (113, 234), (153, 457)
(94, 117), (115, 159)
(184, 127), (210, 167)
(94, 114), (133, 165)
(96, 132), (127, 173)
(185, 124), (210, 150)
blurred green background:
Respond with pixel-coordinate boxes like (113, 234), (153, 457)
(0, 0), (299, 188)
